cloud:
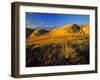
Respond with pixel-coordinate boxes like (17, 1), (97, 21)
(26, 21), (56, 30)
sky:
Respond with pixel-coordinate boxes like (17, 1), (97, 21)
(26, 12), (90, 30)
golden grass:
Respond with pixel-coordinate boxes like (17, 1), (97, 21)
(26, 34), (89, 66)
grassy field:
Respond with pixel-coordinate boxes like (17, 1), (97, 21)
(26, 34), (89, 67)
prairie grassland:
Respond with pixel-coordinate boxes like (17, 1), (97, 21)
(26, 34), (89, 67)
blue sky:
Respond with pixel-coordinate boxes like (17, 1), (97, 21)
(26, 12), (89, 30)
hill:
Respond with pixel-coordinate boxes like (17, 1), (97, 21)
(27, 24), (89, 45)
(26, 28), (34, 38)
(28, 28), (49, 38)
(49, 24), (89, 36)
